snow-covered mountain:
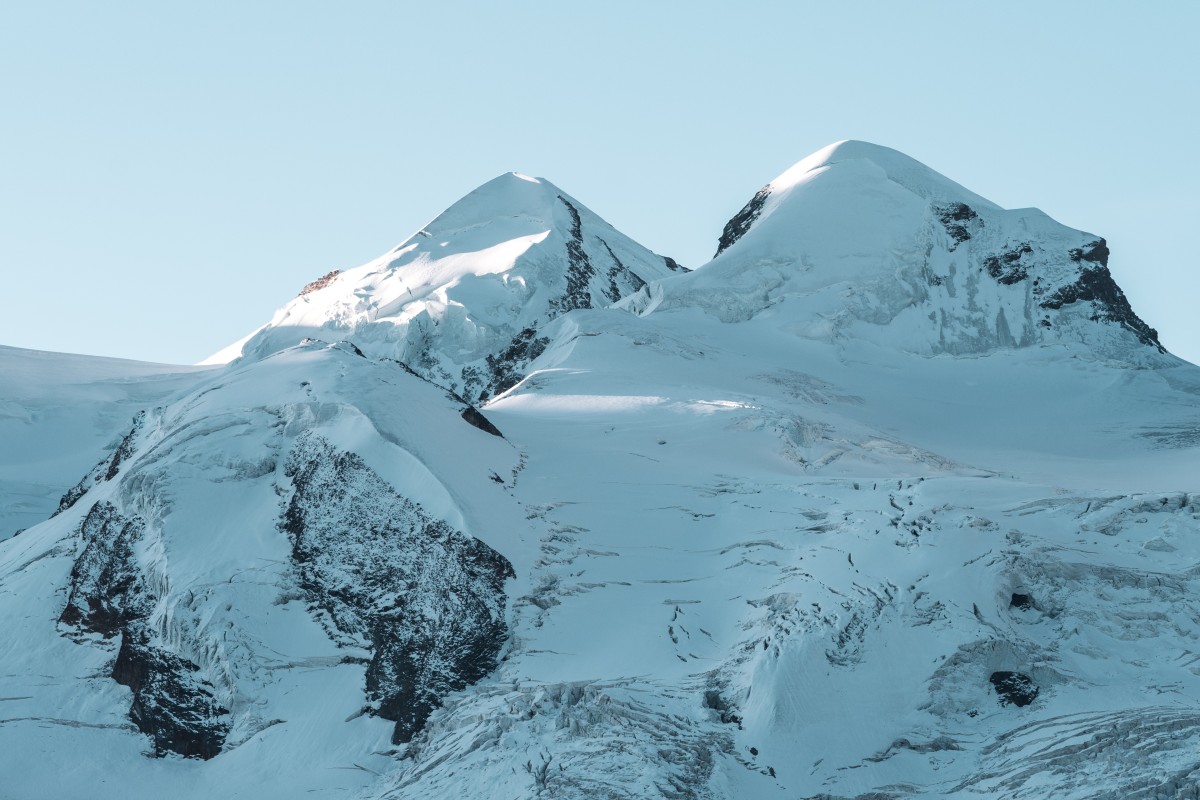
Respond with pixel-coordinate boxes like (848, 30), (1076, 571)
(630, 141), (1164, 363)
(207, 172), (684, 402)
(3, 142), (1199, 800)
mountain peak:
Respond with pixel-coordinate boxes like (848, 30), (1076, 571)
(210, 174), (683, 400)
(774, 139), (999, 211)
(714, 141), (997, 259)
(428, 171), (560, 227)
(776, 139), (915, 179)
(682, 142), (1167, 362)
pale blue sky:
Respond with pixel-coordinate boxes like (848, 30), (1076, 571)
(2, 1), (1197, 364)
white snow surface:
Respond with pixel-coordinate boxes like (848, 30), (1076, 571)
(632, 140), (1165, 366)
(0, 346), (210, 539)
(3, 143), (1200, 800)
(209, 172), (682, 401)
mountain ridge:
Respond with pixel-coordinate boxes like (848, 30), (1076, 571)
(626, 139), (1168, 366)
(1, 141), (1198, 800)
(207, 171), (684, 402)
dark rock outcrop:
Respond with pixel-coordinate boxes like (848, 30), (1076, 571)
(983, 243), (1033, 285)
(1010, 593), (1034, 610)
(382, 357), (506, 435)
(299, 269), (341, 296)
(1041, 240), (1163, 351)
(1069, 239), (1110, 266)
(113, 629), (230, 759)
(597, 237), (645, 303)
(282, 434), (514, 744)
(702, 688), (742, 727)
(549, 196), (596, 314)
(60, 501), (230, 759)
(461, 406), (504, 438)
(482, 327), (550, 401)
(989, 671), (1038, 707)
(715, 186), (770, 257)
(59, 502), (153, 637)
(934, 202), (979, 249)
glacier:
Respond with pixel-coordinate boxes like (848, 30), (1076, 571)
(1, 141), (1198, 799)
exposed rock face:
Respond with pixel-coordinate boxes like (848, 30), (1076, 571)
(934, 202), (979, 248)
(983, 243), (1033, 285)
(1070, 238), (1110, 266)
(479, 327), (550, 401)
(1010, 592), (1035, 610)
(598, 236), (646, 303)
(460, 406), (504, 438)
(702, 688), (742, 727)
(299, 269), (341, 296)
(549, 196), (661, 314)
(113, 630), (230, 759)
(990, 671), (1039, 707)
(550, 196), (598, 314)
(1041, 239), (1163, 351)
(714, 186), (770, 257)
(282, 433), (514, 744)
(59, 501), (153, 637)
(59, 501), (231, 758)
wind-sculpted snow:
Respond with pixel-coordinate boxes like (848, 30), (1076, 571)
(282, 433), (514, 744)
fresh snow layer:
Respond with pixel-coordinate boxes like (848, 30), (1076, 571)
(2, 142), (1198, 800)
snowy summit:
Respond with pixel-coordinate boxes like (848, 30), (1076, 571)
(641, 140), (1162, 362)
(1, 142), (1198, 800)
(208, 171), (684, 402)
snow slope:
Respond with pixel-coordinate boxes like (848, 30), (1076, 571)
(2, 143), (1198, 800)
(0, 346), (210, 539)
(0, 340), (525, 799)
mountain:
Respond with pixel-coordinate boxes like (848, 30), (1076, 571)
(2, 145), (1199, 800)
(207, 172), (685, 402)
(630, 141), (1164, 363)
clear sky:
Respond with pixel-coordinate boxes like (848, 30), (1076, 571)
(2, 1), (1197, 365)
